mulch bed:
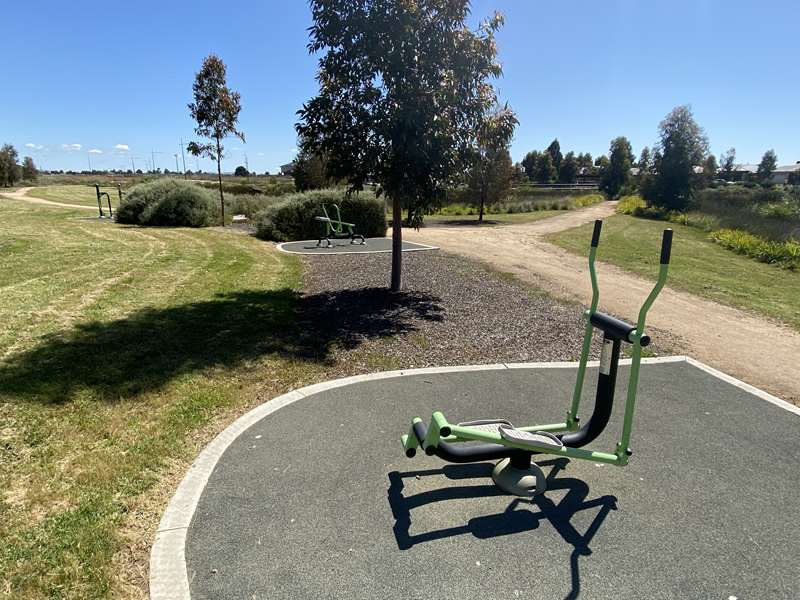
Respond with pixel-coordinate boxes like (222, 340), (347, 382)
(298, 249), (606, 372)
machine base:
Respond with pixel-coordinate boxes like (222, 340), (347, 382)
(491, 458), (548, 496)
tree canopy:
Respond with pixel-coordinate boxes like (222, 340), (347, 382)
(558, 151), (578, 183)
(293, 144), (331, 191)
(21, 156), (37, 181)
(757, 149), (778, 181)
(534, 152), (557, 183)
(546, 139), (562, 172)
(643, 105), (708, 211)
(521, 151), (540, 180)
(297, 0), (509, 290)
(719, 147), (736, 180)
(467, 104), (517, 221)
(599, 136), (634, 198)
(0, 144), (20, 187)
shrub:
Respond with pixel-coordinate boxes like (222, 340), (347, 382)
(694, 187), (799, 241)
(710, 229), (800, 270)
(116, 179), (217, 227)
(226, 194), (282, 220)
(197, 179), (296, 197)
(254, 189), (386, 242)
(616, 195), (647, 215)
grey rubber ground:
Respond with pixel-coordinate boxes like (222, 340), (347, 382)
(277, 237), (437, 254)
(185, 362), (800, 599)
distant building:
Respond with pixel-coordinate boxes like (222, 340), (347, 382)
(770, 162), (800, 185)
(731, 164), (759, 181)
(280, 162), (295, 176)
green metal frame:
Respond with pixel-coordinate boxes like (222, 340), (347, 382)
(320, 204), (356, 238)
(402, 224), (671, 468)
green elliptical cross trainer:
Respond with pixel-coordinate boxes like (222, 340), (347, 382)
(401, 219), (673, 496)
(314, 203), (366, 248)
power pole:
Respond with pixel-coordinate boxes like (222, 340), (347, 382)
(151, 149), (156, 173)
(131, 157), (135, 172)
(180, 138), (188, 179)
(174, 154), (180, 173)
(244, 152), (249, 173)
(87, 154), (93, 172)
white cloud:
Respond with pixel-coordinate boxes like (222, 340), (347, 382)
(62, 143), (82, 151)
(88, 149), (103, 154)
(290, 147), (297, 154)
(257, 152), (265, 156)
(114, 144), (129, 151)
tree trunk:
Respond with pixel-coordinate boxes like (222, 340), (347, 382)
(216, 137), (225, 226)
(478, 168), (487, 222)
(391, 196), (402, 292)
(478, 182), (486, 223)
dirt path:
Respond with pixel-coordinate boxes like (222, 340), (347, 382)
(0, 187), (95, 210)
(406, 202), (800, 404)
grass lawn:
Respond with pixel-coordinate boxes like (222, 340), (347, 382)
(423, 210), (562, 226)
(549, 214), (800, 330)
(26, 184), (123, 208)
(0, 197), (327, 598)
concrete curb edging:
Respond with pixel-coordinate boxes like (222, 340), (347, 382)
(149, 355), (794, 599)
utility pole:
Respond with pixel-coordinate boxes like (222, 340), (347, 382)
(180, 138), (188, 179)
(174, 154), (180, 173)
(87, 154), (93, 172)
(131, 157), (136, 172)
(244, 152), (249, 173)
(151, 149), (156, 173)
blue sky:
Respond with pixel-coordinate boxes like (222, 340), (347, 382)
(2, 1), (798, 173)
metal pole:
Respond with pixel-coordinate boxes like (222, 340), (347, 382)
(151, 149), (156, 173)
(180, 138), (187, 179)
(174, 154), (180, 173)
(88, 154), (93, 172)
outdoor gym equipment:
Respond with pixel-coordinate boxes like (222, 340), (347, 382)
(401, 219), (673, 496)
(314, 204), (365, 247)
(94, 183), (123, 219)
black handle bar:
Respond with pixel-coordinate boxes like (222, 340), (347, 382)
(660, 229), (673, 265)
(591, 219), (602, 248)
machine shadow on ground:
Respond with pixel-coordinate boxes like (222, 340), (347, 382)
(0, 287), (443, 405)
(388, 458), (617, 600)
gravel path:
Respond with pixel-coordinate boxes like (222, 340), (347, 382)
(300, 250), (670, 372)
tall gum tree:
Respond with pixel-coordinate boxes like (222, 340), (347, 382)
(297, 1), (509, 291)
(187, 54), (244, 226)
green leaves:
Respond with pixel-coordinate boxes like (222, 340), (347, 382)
(187, 54), (245, 158)
(298, 0), (507, 223)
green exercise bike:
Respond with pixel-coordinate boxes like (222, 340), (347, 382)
(314, 204), (366, 248)
(401, 219), (673, 496)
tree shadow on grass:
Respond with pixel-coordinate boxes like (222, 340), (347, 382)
(0, 287), (443, 404)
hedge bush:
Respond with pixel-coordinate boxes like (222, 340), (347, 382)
(254, 189), (386, 242)
(198, 179), (295, 197)
(711, 229), (800, 270)
(116, 179), (217, 227)
(226, 194), (283, 220)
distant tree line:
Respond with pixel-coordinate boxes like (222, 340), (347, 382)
(0, 143), (38, 186)
(519, 140), (598, 185)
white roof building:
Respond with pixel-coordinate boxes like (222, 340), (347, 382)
(770, 162), (800, 184)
